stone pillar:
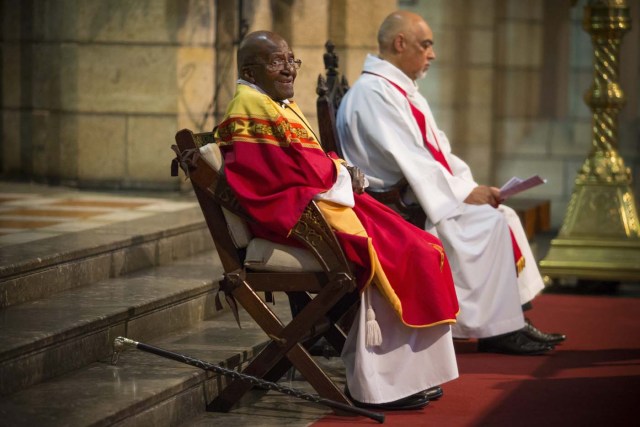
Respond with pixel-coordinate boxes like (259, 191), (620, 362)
(211, 1), (241, 126)
(402, 0), (500, 186)
(273, 0), (331, 129)
(328, 0), (396, 85)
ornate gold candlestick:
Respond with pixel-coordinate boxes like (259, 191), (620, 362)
(540, 0), (640, 281)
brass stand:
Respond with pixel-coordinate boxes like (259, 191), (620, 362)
(540, 0), (640, 281)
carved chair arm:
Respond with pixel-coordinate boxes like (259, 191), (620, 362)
(290, 202), (354, 284)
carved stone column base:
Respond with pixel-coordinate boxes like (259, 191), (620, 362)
(540, 182), (640, 281)
(541, 238), (640, 281)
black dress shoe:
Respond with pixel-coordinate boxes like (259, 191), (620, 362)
(345, 387), (429, 411)
(523, 318), (566, 344)
(423, 385), (443, 401)
(307, 341), (339, 358)
(478, 330), (554, 355)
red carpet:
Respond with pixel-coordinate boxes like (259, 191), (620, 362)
(312, 293), (640, 426)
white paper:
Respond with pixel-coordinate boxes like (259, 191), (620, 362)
(499, 175), (547, 199)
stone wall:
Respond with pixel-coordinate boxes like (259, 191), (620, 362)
(1, 0), (638, 229)
(404, 0), (640, 228)
(1, 0), (395, 190)
(2, 0), (216, 190)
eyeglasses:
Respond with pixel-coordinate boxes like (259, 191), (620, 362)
(246, 57), (302, 72)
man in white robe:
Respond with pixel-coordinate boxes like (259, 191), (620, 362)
(336, 11), (566, 355)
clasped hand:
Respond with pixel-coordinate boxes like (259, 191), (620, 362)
(346, 165), (366, 194)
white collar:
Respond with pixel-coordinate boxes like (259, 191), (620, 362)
(362, 54), (419, 95)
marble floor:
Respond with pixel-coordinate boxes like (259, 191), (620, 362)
(0, 182), (197, 248)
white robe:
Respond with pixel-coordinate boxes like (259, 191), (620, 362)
(314, 164), (459, 403)
(336, 54), (545, 339)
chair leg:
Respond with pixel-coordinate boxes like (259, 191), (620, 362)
(262, 352), (294, 383)
(208, 341), (350, 412)
(209, 278), (354, 412)
(288, 290), (355, 357)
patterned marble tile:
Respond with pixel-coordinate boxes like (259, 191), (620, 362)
(88, 210), (157, 222)
(0, 184), (196, 249)
(50, 199), (152, 209)
(37, 220), (117, 233)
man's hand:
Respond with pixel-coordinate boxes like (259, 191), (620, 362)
(464, 185), (502, 208)
(346, 165), (366, 194)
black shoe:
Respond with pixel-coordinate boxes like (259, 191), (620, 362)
(345, 387), (429, 411)
(423, 385), (443, 401)
(523, 318), (566, 344)
(478, 330), (554, 355)
(307, 340), (339, 358)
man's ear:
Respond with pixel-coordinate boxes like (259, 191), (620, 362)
(241, 67), (256, 83)
(392, 34), (405, 53)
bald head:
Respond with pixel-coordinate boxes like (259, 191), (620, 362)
(237, 31), (285, 73)
(236, 30), (297, 101)
(376, 11), (436, 81)
(378, 10), (427, 54)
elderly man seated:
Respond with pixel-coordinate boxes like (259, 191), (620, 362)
(214, 29), (461, 411)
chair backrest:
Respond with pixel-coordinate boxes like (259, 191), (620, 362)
(316, 41), (350, 156)
(197, 141), (253, 249)
(315, 42), (427, 229)
(172, 130), (248, 274)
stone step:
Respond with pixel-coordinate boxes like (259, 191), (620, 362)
(0, 250), (224, 396)
(0, 294), (295, 427)
(0, 206), (212, 308)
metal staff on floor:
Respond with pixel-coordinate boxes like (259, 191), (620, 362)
(111, 336), (384, 424)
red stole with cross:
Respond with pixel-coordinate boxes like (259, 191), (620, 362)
(364, 72), (525, 275)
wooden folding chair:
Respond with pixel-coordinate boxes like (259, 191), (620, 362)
(316, 41), (426, 228)
(171, 129), (359, 413)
